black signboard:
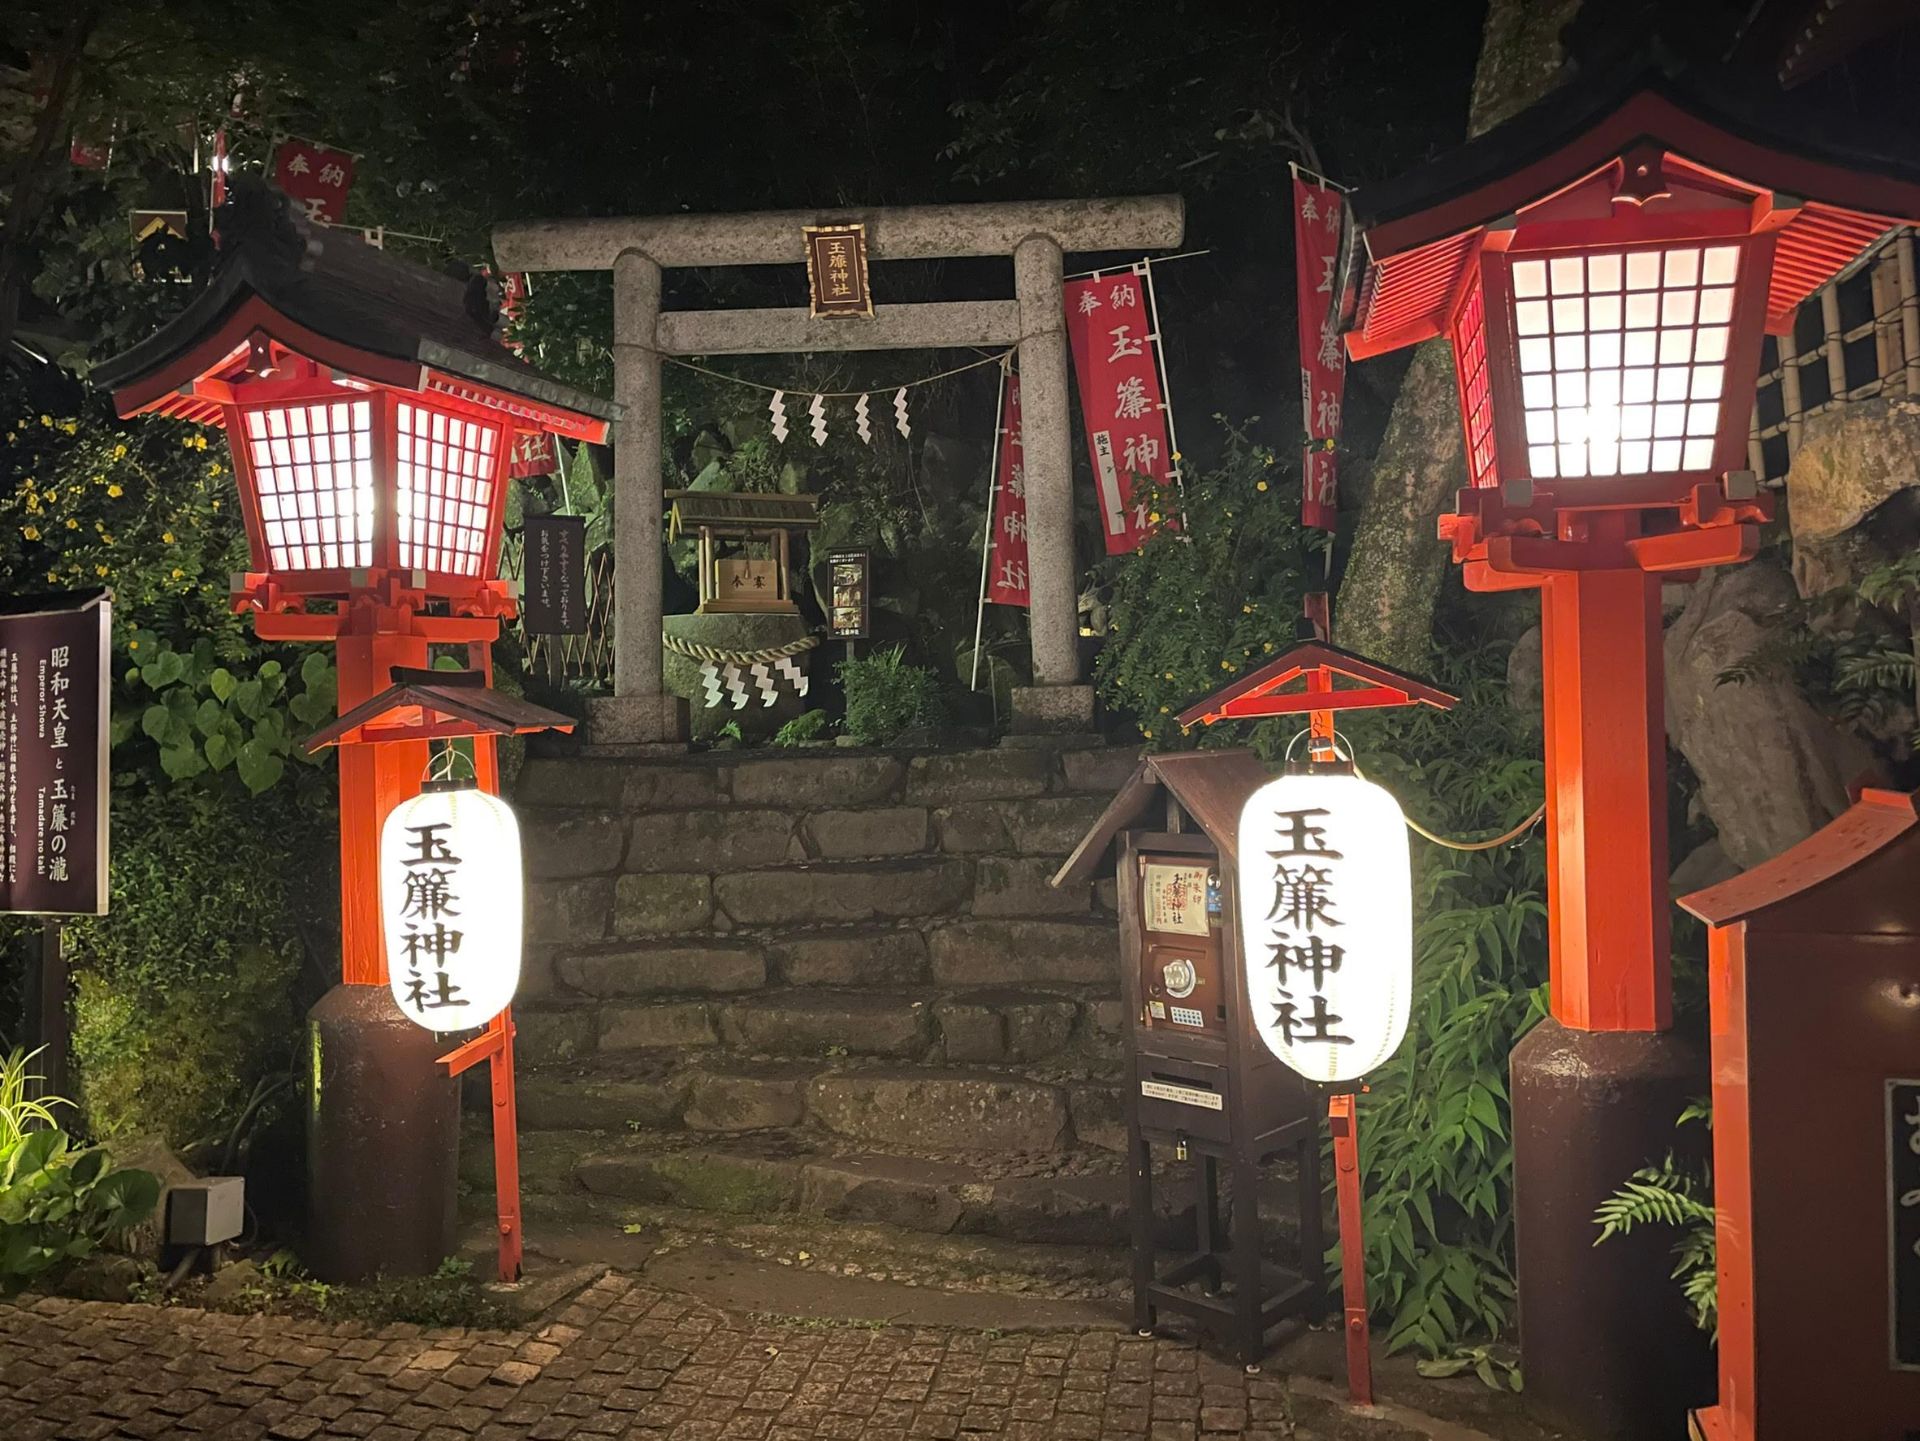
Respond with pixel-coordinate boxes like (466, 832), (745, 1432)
(828, 548), (870, 641)
(522, 514), (587, 635)
(1891, 1078), (1920, 1369)
(0, 590), (110, 915)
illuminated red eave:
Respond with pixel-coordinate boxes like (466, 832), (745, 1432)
(111, 296), (609, 445)
(1349, 90), (1920, 359)
(1175, 640), (1456, 730)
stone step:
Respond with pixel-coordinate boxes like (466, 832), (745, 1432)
(515, 982), (1124, 1069)
(514, 1056), (1128, 1152)
(566, 1130), (1156, 1247)
(517, 744), (1141, 821)
(469, 1122), (1306, 1256)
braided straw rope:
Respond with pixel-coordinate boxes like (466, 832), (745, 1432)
(661, 630), (821, 667)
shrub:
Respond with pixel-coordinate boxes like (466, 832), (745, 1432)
(0, 1048), (159, 1294)
(837, 646), (946, 745)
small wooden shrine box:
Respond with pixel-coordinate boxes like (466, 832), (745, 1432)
(1679, 788), (1920, 1441)
(666, 490), (819, 615)
(1056, 749), (1322, 1365)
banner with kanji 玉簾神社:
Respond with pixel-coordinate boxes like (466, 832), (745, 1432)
(1293, 172), (1347, 531)
(1065, 271), (1172, 554)
(273, 136), (357, 224)
(985, 374), (1029, 606)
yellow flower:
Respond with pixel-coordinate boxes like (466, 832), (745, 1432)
(1163, 671), (1174, 680)
(193, 435), (208, 451)
(45, 572), (56, 583)
(128, 640), (138, 650)
(162, 531), (176, 544)
(211, 499), (220, 510)
(59, 420), (76, 435)
(171, 568), (184, 580)
(106, 484), (123, 498)
(1141, 729), (1153, 740)
(181, 436), (195, 449)
(94, 564), (108, 577)
(113, 443), (127, 460)
(1256, 480), (1268, 492)
(1242, 604), (1253, 614)
(1171, 451), (1182, 462)
(1158, 706), (1170, 714)
(64, 518), (77, 530)
(38, 414), (51, 427)
(1263, 642), (1275, 653)
(1221, 660), (1232, 670)
(21, 525), (39, 540)
(101, 534), (114, 545)
(1148, 511), (1162, 524)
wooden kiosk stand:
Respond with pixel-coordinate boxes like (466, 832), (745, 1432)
(1679, 788), (1920, 1441)
(1056, 750), (1324, 1367)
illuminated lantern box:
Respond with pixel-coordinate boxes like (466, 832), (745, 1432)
(1680, 789), (1920, 1441)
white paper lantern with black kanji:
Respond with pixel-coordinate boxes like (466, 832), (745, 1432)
(380, 784), (523, 1032)
(1235, 771), (1411, 1082)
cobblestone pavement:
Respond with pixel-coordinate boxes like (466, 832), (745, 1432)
(0, 1272), (1324, 1441)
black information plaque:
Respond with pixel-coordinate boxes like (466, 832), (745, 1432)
(1891, 1078), (1920, 1369)
(0, 590), (111, 915)
(523, 514), (587, 635)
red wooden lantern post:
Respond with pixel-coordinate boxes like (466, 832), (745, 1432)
(1342, 67), (1920, 1434)
(98, 182), (613, 1281)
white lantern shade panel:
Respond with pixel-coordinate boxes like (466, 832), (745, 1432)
(1235, 772), (1412, 1083)
(379, 786), (523, 1033)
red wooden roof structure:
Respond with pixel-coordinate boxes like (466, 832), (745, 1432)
(305, 669), (576, 753)
(1174, 640), (1456, 732)
(1343, 56), (1920, 361)
(1679, 787), (1918, 929)
(94, 180), (613, 444)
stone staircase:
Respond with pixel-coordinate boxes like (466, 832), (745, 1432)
(493, 741), (1166, 1258)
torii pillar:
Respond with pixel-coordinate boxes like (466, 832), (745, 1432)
(493, 198), (1185, 741)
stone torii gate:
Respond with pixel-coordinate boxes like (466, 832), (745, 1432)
(492, 196), (1184, 744)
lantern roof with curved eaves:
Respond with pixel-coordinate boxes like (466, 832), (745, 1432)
(1344, 51), (1920, 360)
(94, 179), (615, 441)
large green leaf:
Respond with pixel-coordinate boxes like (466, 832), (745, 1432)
(138, 648), (186, 689)
(235, 738), (285, 794)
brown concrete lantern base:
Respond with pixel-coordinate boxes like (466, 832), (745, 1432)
(305, 984), (461, 1283)
(1510, 1018), (1712, 1440)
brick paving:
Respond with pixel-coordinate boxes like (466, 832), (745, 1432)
(0, 1272), (1313, 1440)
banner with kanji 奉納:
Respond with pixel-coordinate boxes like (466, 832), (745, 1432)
(985, 374), (1030, 606)
(1065, 272), (1171, 554)
(1293, 173), (1346, 530)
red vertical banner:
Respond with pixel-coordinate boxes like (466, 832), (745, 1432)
(273, 136), (358, 223)
(985, 375), (1030, 607)
(1293, 174), (1347, 530)
(1065, 271), (1172, 554)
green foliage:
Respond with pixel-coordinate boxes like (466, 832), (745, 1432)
(63, 786), (317, 1152)
(1094, 421), (1315, 743)
(118, 640), (336, 796)
(773, 709), (831, 746)
(1594, 1102), (1717, 1337)
(208, 1249), (513, 1328)
(837, 646), (946, 745)
(0, 1049), (160, 1294)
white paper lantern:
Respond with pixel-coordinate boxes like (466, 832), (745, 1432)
(1236, 771), (1412, 1082)
(379, 784), (523, 1033)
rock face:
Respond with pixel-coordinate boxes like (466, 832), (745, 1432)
(1664, 559), (1880, 869)
(661, 611), (815, 744)
(1785, 395), (1920, 596)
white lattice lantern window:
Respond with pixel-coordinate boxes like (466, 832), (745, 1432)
(1412, 146), (1793, 511)
(1235, 772), (1412, 1083)
(233, 390), (507, 595)
(379, 783), (523, 1033)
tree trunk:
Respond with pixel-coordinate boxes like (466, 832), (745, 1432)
(1334, 0), (1582, 668)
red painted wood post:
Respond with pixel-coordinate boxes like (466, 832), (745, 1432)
(1328, 1091), (1373, 1407)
